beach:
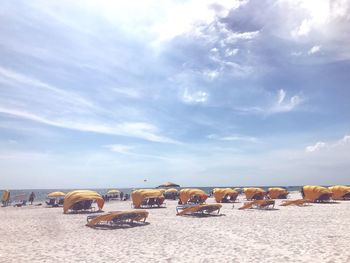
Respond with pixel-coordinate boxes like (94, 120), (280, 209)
(0, 192), (349, 263)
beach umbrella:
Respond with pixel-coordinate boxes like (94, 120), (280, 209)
(107, 189), (120, 194)
(157, 182), (180, 188)
(47, 191), (66, 197)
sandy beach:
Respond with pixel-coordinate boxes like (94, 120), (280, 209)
(0, 192), (349, 263)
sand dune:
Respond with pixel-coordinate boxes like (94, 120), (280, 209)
(0, 192), (349, 262)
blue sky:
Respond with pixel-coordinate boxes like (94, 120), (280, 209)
(1, 0), (350, 189)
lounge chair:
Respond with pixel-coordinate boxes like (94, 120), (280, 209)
(86, 210), (149, 228)
(45, 198), (58, 207)
(70, 200), (94, 213)
(239, 200), (275, 210)
(176, 204), (222, 216)
(280, 199), (310, 206)
(139, 197), (166, 208)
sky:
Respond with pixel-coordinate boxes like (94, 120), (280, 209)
(0, 0), (350, 189)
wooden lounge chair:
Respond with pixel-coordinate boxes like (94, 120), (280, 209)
(176, 204), (222, 216)
(86, 210), (149, 228)
(239, 200), (275, 210)
(280, 199), (310, 206)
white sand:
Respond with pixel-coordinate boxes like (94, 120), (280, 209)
(0, 192), (349, 262)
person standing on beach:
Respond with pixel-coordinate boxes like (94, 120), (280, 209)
(120, 191), (124, 201)
(29, 192), (35, 205)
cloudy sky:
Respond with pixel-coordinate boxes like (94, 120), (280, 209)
(1, 0), (349, 189)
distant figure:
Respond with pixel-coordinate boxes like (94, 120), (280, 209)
(29, 192), (36, 205)
(124, 193), (129, 201)
(120, 191), (124, 201)
(300, 187), (305, 199)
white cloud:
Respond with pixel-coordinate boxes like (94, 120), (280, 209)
(308, 45), (321, 55)
(305, 134), (350, 153)
(305, 142), (326, 152)
(103, 144), (134, 154)
(270, 89), (302, 113)
(208, 134), (258, 142)
(182, 89), (208, 104)
(0, 107), (177, 143)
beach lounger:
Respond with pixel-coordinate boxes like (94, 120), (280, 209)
(45, 198), (58, 207)
(176, 204), (222, 216)
(86, 210), (149, 228)
(280, 199), (310, 206)
(139, 197), (166, 208)
(239, 200), (275, 210)
(70, 200), (95, 213)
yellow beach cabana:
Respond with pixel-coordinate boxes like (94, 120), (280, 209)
(244, 188), (266, 200)
(213, 188), (238, 203)
(179, 189), (208, 204)
(163, 188), (179, 200)
(328, 186), (350, 200)
(63, 190), (104, 213)
(301, 186), (332, 202)
(1, 190), (10, 207)
(267, 188), (289, 199)
(131, 189), (165, 208)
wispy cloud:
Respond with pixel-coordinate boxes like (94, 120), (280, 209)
(237, 89), (302, 115)
(207, 134), (258, 142)
(103, 144), (134, 154)
(305, 135), (350, 153)
(182, 89), (208, 104)
(0, 107), (177, 143)
(270, 89), (302, 113)
(308, 45), (321, 55)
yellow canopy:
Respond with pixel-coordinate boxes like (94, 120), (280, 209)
(268, 188), (289, 199)
(328, 185), (350, 200)
(2, 190), (10, 202)
(165, 188), (178, 193)
(244, 188), (266, 200)
(179, 189), (208, 204)
(303, 186), (332, 202)
(63, 190), (104, 213)
(47, 191), (66, 197)
(107, 189), (120, 195)
(213, 188), (238, 203)
(131, 189), (164, 208)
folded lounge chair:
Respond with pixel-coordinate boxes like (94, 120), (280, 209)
(86, 210), (149, 228)
(176, 204), (222, 216)
(239, 200), (275, 210)
(280, 199), (310, 206)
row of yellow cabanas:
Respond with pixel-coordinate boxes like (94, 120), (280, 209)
(242, 187), (289, 200)
(301, 185), (350, 202)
